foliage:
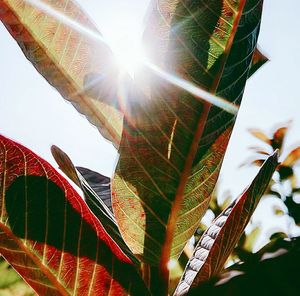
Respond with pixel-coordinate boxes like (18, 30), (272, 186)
(174, 152), (277, 295)
(202, 123), (300, 264)
(0, 0), (288, 295)
(247, 123), (300, 225)
(0, 256), (35, 296)
(188, 235), (300, 295)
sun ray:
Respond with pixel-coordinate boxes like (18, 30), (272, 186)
(24, 0), (108, 45)
(24, 0), (239, 115)
(144, 61), (239, 115)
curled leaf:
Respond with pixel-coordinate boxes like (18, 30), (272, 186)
(51, 145), (138, 264)
(174, 151), (278, 295)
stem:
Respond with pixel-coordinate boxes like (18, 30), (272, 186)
(151, 266), (168, 296)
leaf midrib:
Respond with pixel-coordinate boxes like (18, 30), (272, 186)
(159, 0), (247, 281)
(0, 222), (70, 296)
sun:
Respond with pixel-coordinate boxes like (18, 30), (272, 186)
(22, 0), (238, 115)
(109, 36), (147, 79)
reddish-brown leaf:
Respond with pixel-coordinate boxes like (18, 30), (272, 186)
(248, 47), (269, 77)
(282, 147), (300, 167)
(248, 128), (271, 144)
(0, 135), (148, 295)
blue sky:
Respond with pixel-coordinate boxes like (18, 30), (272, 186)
(1, 0), (300, 248)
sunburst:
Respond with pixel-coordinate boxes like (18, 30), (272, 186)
(25, 0), (239, 115)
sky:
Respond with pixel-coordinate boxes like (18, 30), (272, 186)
(0, 0), (300, 249)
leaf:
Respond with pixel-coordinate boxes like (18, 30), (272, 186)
(0, 0), (122, 147)
(174, 151), (278, 295)
(76, 167), (112, 212)
(50, 145), (138, 265)
(51, 145), (112, 213)
(0, 257), (35, 296)
(271, 126), (288, 151)
(188, 236), (300, 295)
(248, 145), (271, 156)
(248, 47), (268, 77)
(0, 135), (148, 295)
(248, 128), (271, 144)
(113, 0), (264, 276)
(282, 147), (300, 167)
(278, 165), (294, 181)
(252, 159), (265, 166)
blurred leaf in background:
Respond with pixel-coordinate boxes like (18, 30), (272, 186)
(247, 122), (300, 226)
(197, 121), (300, 265)
(0, 257), (35, 296)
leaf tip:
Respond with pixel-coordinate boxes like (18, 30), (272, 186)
(272, 149), (280, 164)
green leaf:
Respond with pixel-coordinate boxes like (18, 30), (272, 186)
(0, 0), (122, 147)
(0, 135), (148, 295)
(174, 151), (278, 295)
(112, 0), (264, 278)
(248, 128), (271, 144)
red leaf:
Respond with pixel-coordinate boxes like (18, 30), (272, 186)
(0, 135), (148, 295)
(248, 47), (269, 77)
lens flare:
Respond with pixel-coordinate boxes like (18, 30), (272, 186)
(25, 0), (107, 44)
(144, 60), (239, 115)
(109, 39), (146, 79)
(25, 0), (239, 115)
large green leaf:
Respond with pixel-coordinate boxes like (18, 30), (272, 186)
(0, 0), (122, 147)
(174, 152), (278, 295)
(112, 0), (264, 280)
(0, 135), (149, 295)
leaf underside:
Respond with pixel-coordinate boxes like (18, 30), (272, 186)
(0, 135), (148, 296)
(174, 151), (278, 296)
(0, 0), (123, 147)
(76, 167), (112, 211)
(50, 145), (138, 264)
(112, 0), (264, 267)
